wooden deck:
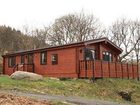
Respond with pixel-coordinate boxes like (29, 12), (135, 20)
(79, 60), (139, 80)
(13, 63), (34, 73)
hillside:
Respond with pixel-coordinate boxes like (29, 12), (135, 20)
(0, 76), (140, 105)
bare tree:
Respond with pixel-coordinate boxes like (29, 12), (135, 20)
(31, 28), (49, 49)
(108, 18), (140, 61)
(130, 20), (140, 63)
(21, 25), (49, 50)
(47, 12), (104, 46)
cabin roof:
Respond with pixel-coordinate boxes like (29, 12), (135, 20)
(2, 37), (123, 57)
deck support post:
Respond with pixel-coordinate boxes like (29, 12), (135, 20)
(132, 63), (134, 79)
(32, 63), (35, 73)
(137, 62), (139, 81)
(127, 63), (129, 79)
(85, 60), (87, 79)
(121, 62), (123, 79)
(115, 62), (117, 78)
(108, 61), (110, 77)
(92, 60), (95, 81)
(101, 60), (103, 78)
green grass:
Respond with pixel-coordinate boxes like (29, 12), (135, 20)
(0, 75), (140, 104)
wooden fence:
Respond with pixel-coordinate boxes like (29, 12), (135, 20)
(79, 60), (139, 80)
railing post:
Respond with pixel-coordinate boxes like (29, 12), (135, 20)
(13, 66), (15, 73)
(101, 60), (103, 78)
(92, 60), (95, 80)
(137, 62), (139, 81)
(115, 62), (117, 78)
(17, 64), (18, 71)
(78, 61), (81, 78)
(32, 63), (35, 73)
(108, 61), (110, 77)
(23, 64), (25, 71)
(127, 63), (129, 79)
(121, 62), (123, 79)
(85, 60), (87, 78)
(24, 64), (26, 72)
(132, 63), (134, 79)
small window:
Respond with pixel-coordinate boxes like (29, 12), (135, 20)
(28, 54), (33, 64)
(103, 51), (112, 61)
(8, 56), (16, 67)
(52, 54), (58, 65)
(21, 55), (25, 64)
(40, 52), (47, 65)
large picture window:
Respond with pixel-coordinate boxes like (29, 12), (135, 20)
(52, 54), (58, 65)
(28, 54), (33, 64)
(40, 52), (47, 65)
(103, 51), (112, 61)
(84, 48), (96, 60)
(8, 56), (16, 67)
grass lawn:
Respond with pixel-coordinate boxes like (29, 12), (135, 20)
(0, 75), (140, 104)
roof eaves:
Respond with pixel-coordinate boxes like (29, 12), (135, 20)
(84, 37), (123, 53)
(105, 38), (123, 53)
(2, 37), (123, 57)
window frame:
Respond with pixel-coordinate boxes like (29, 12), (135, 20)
(27, 53), (34, 64)
(21, 55), (25, 64)
(8, 56), (16, 68)
(84, 48), (96, 60)
(90, 49), (96, 60)
(52, 54), (58, 65)
(102, 51), (112, 62)
(40, 52), (47, 65)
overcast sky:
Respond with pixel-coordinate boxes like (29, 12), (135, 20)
(0, 0), (140, 30)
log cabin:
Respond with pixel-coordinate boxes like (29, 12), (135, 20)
(2, 37), (139, 79)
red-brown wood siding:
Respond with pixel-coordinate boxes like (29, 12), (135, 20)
(4, 47), (77, 78)
(3, 41), (122, 78)
(34, 48), (77, 77)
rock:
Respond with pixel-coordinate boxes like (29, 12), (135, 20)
(118, 91), (132, 101)
(10, 71), (43, 81)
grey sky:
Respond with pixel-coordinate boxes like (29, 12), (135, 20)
(0, 0), (140, 30)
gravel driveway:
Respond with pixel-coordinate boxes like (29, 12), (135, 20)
(0, 90), (131, 105)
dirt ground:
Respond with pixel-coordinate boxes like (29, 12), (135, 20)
(0, 90), (127, 105)
(0, 93), (51, 105)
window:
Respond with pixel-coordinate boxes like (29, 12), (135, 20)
(28, 54), (33, 64)
(84, 48), (95, 60)
(103, 51), (112, 61)
(40, 52), (47, 65)
(52, 54), (58, 65)
(8, 56), (16, 67)
(21, 55), (25, 64)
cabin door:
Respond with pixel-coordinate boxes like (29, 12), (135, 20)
(79, 48), (95, 78)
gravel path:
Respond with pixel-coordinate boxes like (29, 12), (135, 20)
(0, 90), (130, 105)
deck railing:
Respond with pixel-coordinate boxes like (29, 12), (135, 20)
(79, 60), (139, 80)
(13, 63), (34, 73)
